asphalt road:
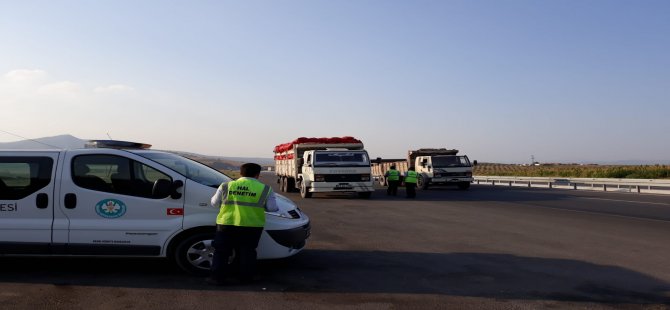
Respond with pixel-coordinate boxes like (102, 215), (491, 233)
(1, 173), (669, 309)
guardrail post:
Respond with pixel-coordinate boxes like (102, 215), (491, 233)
(492, 180), (496, 186)
(636, 185), (641, 193)
(573, 183), (577, 190)
(509, 181), (512, 187)
(528, 181), (531, 187)
(603, 184), (607, 192)
(476, 180), (480, 185)
(549, 182), (553, 189)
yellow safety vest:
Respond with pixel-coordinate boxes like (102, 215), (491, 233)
(405, 171), (418, 184)
(387, 169), (400, 181)
(216, 177), (271, 227)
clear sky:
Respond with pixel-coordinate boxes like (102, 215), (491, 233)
(1, 0), (668, 164)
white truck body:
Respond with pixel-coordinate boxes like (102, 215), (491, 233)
(0, 141), (310, 274)
(274, 138), (375, 198)
(372, 148), (475, 190)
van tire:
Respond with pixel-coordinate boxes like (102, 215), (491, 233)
(174, 232), (216, 276)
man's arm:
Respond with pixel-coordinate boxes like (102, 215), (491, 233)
(210, 183), (229, 208)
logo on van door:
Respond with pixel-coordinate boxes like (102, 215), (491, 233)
(95, 199), (127, 219)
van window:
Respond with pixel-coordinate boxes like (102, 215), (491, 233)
(0, 157), (53, 200)
(72, 155), (171, 198)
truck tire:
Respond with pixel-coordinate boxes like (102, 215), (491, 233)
(287, 178), (296, 192)
(418, 175), (429, 190)
(458, 182), (471, 190)
(378, 176), (387, 187)
(300, 182), (312, 198)
(173, 232), (216, 276)
(279, 177), (286, 192)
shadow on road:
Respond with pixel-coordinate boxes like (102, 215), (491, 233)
(1, 250), (668, 304)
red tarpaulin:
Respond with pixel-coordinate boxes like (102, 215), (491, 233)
(273, 136), (362, 153)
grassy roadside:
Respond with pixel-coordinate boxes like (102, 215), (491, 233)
(474, 163), (670, 179)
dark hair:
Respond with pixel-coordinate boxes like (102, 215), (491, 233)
(390, 165), (396, 169)
(240, 163), (262, 177)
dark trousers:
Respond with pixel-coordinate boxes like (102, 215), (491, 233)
(405, 182), (416, 198)
(211, 225), (263, 282)
(387, 180), (400, 196)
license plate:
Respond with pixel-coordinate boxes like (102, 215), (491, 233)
(334, 183), (353, 190)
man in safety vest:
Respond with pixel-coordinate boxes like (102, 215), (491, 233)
(404, 166), (418, 199)
(208, 163), (278, 285)
(384, 165), (401, 196)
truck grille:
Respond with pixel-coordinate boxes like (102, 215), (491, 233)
(323, 174), (362, 182)
(435, 172), (468, 177)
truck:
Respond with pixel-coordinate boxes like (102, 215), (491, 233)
(0, 140), (310, 275)
(274, 137), (375, 199)
(372, 148), (476, 190)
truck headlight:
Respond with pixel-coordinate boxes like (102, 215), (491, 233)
(314, 175), (325, 182)
(361, 174), (370, 181)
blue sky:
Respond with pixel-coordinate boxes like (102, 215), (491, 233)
(1, 0), (668, 163)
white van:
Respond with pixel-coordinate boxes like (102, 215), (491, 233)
(0, 140), (310, 274)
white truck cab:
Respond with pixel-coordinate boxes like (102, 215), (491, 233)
(0, 140), (310, 274)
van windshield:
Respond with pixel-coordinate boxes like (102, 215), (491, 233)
(132, 151), (231, 188)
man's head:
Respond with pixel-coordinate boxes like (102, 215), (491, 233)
(240, 163), (262, 178)
(390, 165), (396, 169)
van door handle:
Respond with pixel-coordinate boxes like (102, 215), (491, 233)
(64, 193), (77, 209)
(36, 193), (49, 209)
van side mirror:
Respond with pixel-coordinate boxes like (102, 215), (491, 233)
(171, 180), (184, 199)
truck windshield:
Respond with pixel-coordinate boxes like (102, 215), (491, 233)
(432, 156), (471, 168)
(314, 152), (370, 167)
(132, 151), (231, 188)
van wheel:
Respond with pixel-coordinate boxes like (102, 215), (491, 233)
(174, 232), (216, 276)
(300, 182), (312, 198)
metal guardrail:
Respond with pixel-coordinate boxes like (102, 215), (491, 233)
(473, 176), (670, 195)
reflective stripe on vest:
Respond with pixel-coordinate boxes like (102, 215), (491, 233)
(405, 171), (418, 184)
(387, 169), (400, 181)
(216, 177), (271, 227)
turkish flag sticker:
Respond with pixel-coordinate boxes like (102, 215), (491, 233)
(167, 208), (184, 216)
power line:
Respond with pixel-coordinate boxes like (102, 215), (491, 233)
(0, 128), (63, 149)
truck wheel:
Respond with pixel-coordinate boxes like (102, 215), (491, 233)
(378, 176), (387, 187)
(418, 175), (429, 190)
(458, 182), (471, 190)
(287, 178), (296, 192)
(300, 182), (312, 198)
(358, 192), (372, 199)
(279, 177), (286, 192)
(173, 232), (216, 276)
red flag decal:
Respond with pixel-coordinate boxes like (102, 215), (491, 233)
(167, 208), (184, 216)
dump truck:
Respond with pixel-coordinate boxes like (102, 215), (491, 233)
(372, 148), (476, 190)
(274, 137), (375, 198)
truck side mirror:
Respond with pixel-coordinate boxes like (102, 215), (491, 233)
(375, 157), (382, 164)
(473, 160), (478, 166)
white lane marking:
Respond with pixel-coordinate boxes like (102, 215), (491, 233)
(578, 196), (670, 207)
